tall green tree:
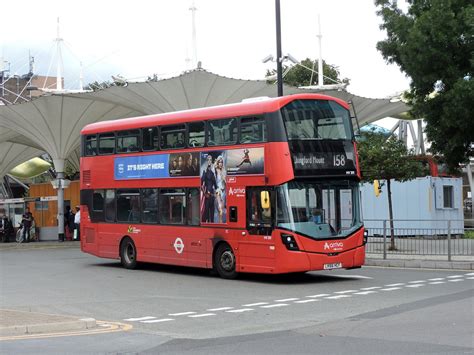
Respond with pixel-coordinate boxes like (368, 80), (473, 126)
(266, 58), (349, 87)
(358, 131), (424, 250)
(375, 0), (473, 172)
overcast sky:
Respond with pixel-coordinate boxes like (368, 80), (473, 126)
(2, 0), (410, 98)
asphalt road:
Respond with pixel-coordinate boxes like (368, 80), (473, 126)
(1, 246), (473, 354)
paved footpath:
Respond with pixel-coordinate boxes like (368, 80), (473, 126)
(0, 240), (472, 338)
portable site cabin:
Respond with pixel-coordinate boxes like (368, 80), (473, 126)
(361, 176), (464, 236)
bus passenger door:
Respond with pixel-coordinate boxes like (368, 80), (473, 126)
(238, 188), (276, 273)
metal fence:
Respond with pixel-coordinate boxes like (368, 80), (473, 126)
(364, 219), (474, 261)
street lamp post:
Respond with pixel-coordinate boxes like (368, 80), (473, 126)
(275, 0), (283, 97)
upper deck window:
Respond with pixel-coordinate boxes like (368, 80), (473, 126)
(142, 127), (159, 151)
(161, 125), (185, 150)
(281, 100), (352, 140)
(98, 133), (115, 155)
(188, 122), (205, 148)
(116, 130), (140, 153)
(85, 135), (97, 156)
(240, 116), (266, 143)
(208, 118), (237, 146)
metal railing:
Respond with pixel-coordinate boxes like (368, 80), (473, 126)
(364, 219), (474, 261)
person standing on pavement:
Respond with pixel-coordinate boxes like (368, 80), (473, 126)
(74, 206), (81, 241)
(21, 207), (33, 243)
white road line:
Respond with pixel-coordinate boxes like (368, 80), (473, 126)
(261, 303), (289, 308)
(124, 316), (156, 321)
(207, 307), (234, 311)
(385, 283), (405, 287)
(169, 311), (197, 316)
(275, 298), (300, 302)
(465, 273), (474, 276)
(334, 290), (358, 294)
(354, 291), (378, 295)
(408, 280), (426, 284)
(141, 318), (174, 323)
(381, 287), (402, 291)
(466, 277), (474, 280)
(306, 294), (330, 298)
(429, 281), (446, 285)
(447, 275), (464, 279)
(325, 295), (351, 300)
(428, 278), (445, 281)
(188, 313), (216, 318)
(242, 302), (269, 307)
(448, 279), (464, 282)
(360, 287), (382, 290)
(406, 284), (425, 288)
(225, 308), (254, 313)
(294, 299), (319, 304)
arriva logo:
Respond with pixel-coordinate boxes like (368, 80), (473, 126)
(324, 242), (344, 250)
(228, 187), (245, 196)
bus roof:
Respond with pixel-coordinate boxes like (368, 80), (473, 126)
(81, 93), (349, 135)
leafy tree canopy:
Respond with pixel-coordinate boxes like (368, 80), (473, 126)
(358, 131), (424, 182)
(266, 58), (349, 87)
(375, 0), (473, 171)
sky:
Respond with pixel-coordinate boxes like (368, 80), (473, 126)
(1, 0), (411, 99)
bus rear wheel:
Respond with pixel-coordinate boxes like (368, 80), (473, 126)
(120, 237), (137, 269)
(214, 243), (238, 279)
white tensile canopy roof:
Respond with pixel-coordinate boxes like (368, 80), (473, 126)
(0, 69), (409, 179)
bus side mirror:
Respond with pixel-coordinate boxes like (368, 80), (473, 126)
(260, 191), (270, 209)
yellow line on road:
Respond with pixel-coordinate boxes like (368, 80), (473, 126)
(0, 321), (132, 341)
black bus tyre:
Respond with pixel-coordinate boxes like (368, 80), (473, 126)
(120, 237), (137, 269)
(214, 243), (238, 279)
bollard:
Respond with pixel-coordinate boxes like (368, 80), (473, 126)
(447, 220), (451, 262)
(383, 220), (387, 260)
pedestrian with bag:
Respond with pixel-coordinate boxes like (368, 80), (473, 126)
(74, 206), (81, 241)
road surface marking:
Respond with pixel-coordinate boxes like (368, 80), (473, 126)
(124, 316), (156, 321)
(381, 287), (402, 291)
(385, 283), (405, 287)
(465, 273), (474, 276)
(243, 302), (269, 307)
(188, 313), (216, 318)
(429, 281), (445, 285)
(261, 303), (289, 308)
(169, 312), (196, 316)
(466, 277), (474, 280)
(448, 279), (464, 282)
(354, 291), (378, 295)
(325, 295), (351, 299)
(275, 298), (300, 302)
(207, 307), (234, 311)
(447, 275), (464, 278)
(306, 294), (330, 298)
(408, 280), (426, 284)
(141, 318), (174, 323)
(360, 287), (382, 290)
(405, 284), (425, 288)
(294, 299), (319, 304)
(428, 278), (445, 281)
(334, 290), (358, 294)
(225, 308), (254, 313)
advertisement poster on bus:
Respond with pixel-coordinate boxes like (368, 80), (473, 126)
(169, 152), (200, 177)
(226, 147), (264, 175)
(114, 154), (169, 180)
(200, 151), (226, 224)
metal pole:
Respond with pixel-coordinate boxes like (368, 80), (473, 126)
(54, 159), (65, 242)
(275, 0), (283, 96)
(447, 220), (451, 261)
(383, 220), (387, 260)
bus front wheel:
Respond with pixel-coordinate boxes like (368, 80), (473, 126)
(120, 237), (137, 269)
(214, 243), (238, 279)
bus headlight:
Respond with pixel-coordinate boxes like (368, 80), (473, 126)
(281, 233), (299, 251)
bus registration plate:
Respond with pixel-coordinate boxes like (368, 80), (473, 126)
(324, 262), (342, 270)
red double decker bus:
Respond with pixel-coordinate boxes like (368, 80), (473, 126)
(80, 94), (365, 278)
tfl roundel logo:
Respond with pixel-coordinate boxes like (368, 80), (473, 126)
(174, 237), (184, 254)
